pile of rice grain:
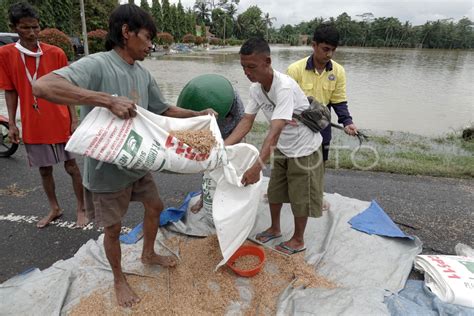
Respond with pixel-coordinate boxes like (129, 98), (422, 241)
(232, 254), (261, 270)
(68, 236), (335, 315)
(169, 129), (216, 155)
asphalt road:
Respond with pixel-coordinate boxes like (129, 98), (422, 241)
(0, 145), (472, 283)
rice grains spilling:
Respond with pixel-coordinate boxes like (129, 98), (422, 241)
(68, 236), (335, 315)
(169, 129), (216, 155)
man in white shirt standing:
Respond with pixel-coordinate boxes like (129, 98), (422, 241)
(224, 38), (324, 255)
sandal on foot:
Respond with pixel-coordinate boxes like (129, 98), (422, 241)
(275, 242), (306, 255)
(255, 231), (282, 243)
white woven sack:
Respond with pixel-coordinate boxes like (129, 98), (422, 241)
(66, 107), (226, 173)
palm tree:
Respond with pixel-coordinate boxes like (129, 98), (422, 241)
(226, 3), (238, 20)
(263, 12), (276, 41)
(194, 0), (211, 25)
(217, 0), (239, 40)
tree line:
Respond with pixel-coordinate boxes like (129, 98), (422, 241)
(1, 0), (472, 49)
(0, 0), (118, 35)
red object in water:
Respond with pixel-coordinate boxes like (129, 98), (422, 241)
(226, 245), (266, 277)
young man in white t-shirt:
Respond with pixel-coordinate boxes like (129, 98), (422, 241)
(224, 38), (325, 255)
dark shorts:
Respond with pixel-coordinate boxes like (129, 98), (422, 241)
(267, 147), (324, 218)
(24, 143), (74, 167)
(322, 142), (330, 161)
(84, 172), (160, 227)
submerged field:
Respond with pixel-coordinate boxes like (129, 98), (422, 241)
(247, 122), (474, 179)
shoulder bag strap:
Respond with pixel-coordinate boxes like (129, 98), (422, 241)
(260, 85), (276, 108)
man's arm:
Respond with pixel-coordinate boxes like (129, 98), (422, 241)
(33, 73), (137, 119)
(331, 102), (358, 136)
(331, 66), (358, 136)
(241, 118), (286, 186)
(67, 105), (79, 133)
(224, 113), (256, 146)
(5, 90), (20, 144)
(162, 105), (217, 118)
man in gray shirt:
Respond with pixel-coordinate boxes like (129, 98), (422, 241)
(33, 4), (215, 308)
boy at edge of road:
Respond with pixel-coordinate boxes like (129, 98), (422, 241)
(287, 23), (358, 211)
(224, 38), (325, 255)
(0, 2), (87, 228)
(33, 4), (216, 308)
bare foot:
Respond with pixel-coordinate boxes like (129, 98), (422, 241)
(141, 253), (177, 267)
(190, 197), (203, 213)
(75, 209), (89, 228)
(114, 279), (140, 308)
(37, 210), (63, 228)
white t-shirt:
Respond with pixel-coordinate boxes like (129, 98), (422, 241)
(245, 70), (322, 157)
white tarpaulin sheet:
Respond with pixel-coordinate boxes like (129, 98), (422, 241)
(0, 179), (422, 315)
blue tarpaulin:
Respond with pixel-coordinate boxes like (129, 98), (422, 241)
(120, 191), (200, 244)
(385, 280), (474, 316)
(348, 200), (414, 240)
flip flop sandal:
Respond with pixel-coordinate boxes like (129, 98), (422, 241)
(275, 242), (306, 255)
(255, 231), (282, 243)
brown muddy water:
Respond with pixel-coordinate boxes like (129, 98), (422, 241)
(1, 46), (472, 137)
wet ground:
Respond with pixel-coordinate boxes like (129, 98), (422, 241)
(0, 146), (472, 283)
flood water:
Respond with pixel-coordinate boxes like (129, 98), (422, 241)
(1, 46), (473, 136)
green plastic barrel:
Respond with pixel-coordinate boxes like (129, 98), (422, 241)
(177, 74), (235, 118)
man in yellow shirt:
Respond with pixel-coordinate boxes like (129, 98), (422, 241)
(287, 23), (358, 161)
(287, 24), (358, 210)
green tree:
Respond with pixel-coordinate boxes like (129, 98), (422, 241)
(185, 8), (197, 35)
(215, 0), (239, 39)
(200, 21), (206, 37)
(36, 0), (56, 30)
(225, 1), (238, 19)
(161, 0), (173, 34)
(0, 0), (118, 36)
(0, 1), (9, 32)
(396, 21), (414, 48)
(237, 5), (264, 39)
(335, 12), (351, 45)
(279, 24), (297, 44)
(151, 0), (163, 32)
(453, 17), (473, 48)
(383, 17), (402, 47)
(194, 0), (210, 25)
(175, 1), (186, 40)
(170, 4), (180, 40)
(263, 12), (276, 41)
(140, 0), (151, 13)
(52, 0), (74, 35)
(80, 0), (118, 33)
(210, 8), (222, 37)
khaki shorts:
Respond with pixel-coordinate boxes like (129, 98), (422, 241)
(267, 147), (324, 218)
(84, 173), (160, 227)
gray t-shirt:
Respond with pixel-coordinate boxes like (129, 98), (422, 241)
(54, 50), (169, 192)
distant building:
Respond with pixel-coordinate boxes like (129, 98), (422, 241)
(298, 34), (310, 46)
(195, 25), (215, 39)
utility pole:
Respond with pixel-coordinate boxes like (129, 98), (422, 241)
(223, 16), (226, 45)
(79, 0), (89, 55)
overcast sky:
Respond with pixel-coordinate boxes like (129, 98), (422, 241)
(168, 0), (473, 27)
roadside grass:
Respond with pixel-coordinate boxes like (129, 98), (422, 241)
(246, 123), (474, 179)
